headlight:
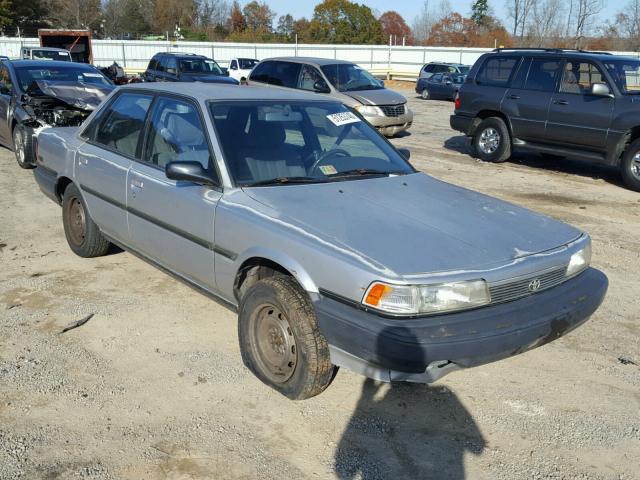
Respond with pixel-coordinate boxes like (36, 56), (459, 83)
(363, 280), (490, 315)
(566, 240), (591, 277)
(355, 104), (382, 116)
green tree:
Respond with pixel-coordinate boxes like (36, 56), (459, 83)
(0, 0), (13, 30)
(276, 13), (294, 39)
(308, 0), (385, 44)
(471, 0), (490, 25)
(242, 1), (274, 32)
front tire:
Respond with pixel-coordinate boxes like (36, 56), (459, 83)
(621, 138), (640, 192)
(12, 124), (35, 169)
(421, 88), (430, 100)
(62, 183), (111, 258)
(472, 117), (512, 163)
(238, 276), (335, 400)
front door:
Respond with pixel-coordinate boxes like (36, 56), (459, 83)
(546, 60), (614, 150)
(76, 91), (153, 244)
(0, 64), (14, 145)
(127, 95), (220, 291)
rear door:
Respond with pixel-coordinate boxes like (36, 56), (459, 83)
(127, 95), (220, 290)
(76, 91), (153, 245)
(545, 60), (614, 149)
(470, 55), (521, 120)
(502, 57), (562, 142)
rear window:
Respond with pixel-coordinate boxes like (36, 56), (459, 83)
(476, 56), (519, 87)
(250, 61), (273, 83)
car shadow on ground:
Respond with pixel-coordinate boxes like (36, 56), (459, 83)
(443, 135), (625, 189)
(334, 328), (485, 479)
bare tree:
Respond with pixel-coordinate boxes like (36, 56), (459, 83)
(526, 0), (566, 47)
(574, 0), (603, 48)
(616, 0), (640, 50)
(505, 0), (535, 40)
(411, 0), (452, 44)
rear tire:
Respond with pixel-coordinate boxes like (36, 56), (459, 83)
(472, 117), (511, 163)
(12, 124), (35, 169)
(238, 276), (335, 400)
(62, 183), (111, 258)
(421, 88), (430, 100)
(621, 138), (640, 192)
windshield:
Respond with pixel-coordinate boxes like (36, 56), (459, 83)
(179, 58), (223, 75)
(238, 58), (258, 69)
(210, 101), (414, 186)
(603, 59), (640, 94)
(31, 50), (71, 61)
(321, 64), (383, 92)
(15, 66), (112, 92)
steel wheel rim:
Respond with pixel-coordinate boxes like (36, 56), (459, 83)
(13, 128), (25, 163)
(632, 152), (640, 180)
(478, 127), (500, 154)
(66, 196), (86, 246)
(422, 89), (429, 99)
(250, 303), (297, 384)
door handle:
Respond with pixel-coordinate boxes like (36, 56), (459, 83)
(130, 179), (144, 189)
(554, 100), (569, 105)
(507, 94), (520, 100)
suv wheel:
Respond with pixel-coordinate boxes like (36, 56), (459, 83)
(238, 276), (335, 400)
(421, 88), (430, 100)
(472, 117), (511, 163)
(62, 183), (111, 257)
(621, 138), (640, 192)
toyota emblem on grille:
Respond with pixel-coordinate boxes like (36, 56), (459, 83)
(528, 279), (542, 292)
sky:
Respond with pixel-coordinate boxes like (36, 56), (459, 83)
(263, 0), (620, 28)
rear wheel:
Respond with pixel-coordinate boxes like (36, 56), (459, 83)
(421, 88), (430, 100)
(238, 276), (335, 400)
(472, 117), (511, 163)
(62, 183), (111, 257)
(621, 138), (640, 192)
(12, 124), (35, 169)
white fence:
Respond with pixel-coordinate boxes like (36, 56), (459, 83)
(3, 37), (639, 79)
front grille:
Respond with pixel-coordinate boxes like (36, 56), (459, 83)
(379, 104), (406, 117)
(489, 265), (568, 304)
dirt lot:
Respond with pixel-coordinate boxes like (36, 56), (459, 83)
(1, 88), (639, 480)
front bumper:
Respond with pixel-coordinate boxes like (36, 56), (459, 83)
(364, 110), (414, 136)
(314, 267), (607, 383)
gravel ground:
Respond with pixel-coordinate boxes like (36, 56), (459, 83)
(1, 87), (639, 479)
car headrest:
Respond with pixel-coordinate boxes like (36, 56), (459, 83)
(165, 112), (204, 147)
(245, 121), (286, 148)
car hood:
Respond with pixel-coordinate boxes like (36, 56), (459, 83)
(345, 88), (406, 106)
(27, 80), (114, 110)
(181, 74), (239, 84)
(242, 173), (581, 276)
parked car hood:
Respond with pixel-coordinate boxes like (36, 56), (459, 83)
(242, 173), (581, 276)
(345, 88), (406, 106)
(26, 80), (114, 110)
(181, 74), (239, 85)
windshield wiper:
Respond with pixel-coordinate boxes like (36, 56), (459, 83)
(243, 176), (327, 187)
(327, 168), (406, 179)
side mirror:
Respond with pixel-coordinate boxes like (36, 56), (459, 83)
(591, 83), (613, 97)
(165, 161), (217, 186)
(221, 67), (229, 76)
(313, 80), (331, 94)
(397, 147), (411, 160)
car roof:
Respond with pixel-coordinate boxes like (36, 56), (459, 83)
(120, 82), (344, 103)
(155, 52), (206, 58)
(7, 60), (94, 67)
(488, 49), (623, 61)
(264, 57), (355, 66)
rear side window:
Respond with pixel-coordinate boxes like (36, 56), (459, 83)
(298, 64), (325, 91)
(424, 64), (434, 73)
(477, 56), (519, 87)
(270, 61), (301, 88)
(148, 57), (159, 71)
(250, 61), (273, 83)
(165, 57), (177, 73)
(157, 56), (167, 72)
(93, 93), (153, 158)
(525, 59), (562, 92)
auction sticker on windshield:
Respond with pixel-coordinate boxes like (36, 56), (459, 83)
(319, 165), (338, 175)
(327, 112), (360, 126)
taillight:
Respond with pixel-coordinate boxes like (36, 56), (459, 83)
(454, 93), (461, 110)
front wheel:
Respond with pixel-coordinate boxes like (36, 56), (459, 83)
(62, 183), (111, 258)
(421, 88), (430, 100)
(238, 276), (335, 400)
(471, 117), (512, 163)
(12, 124), (35, 169)
(621, 138), (640, 192)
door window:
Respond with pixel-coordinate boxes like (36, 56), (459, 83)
(230, 60), (237, 69)
(249, 61), (273, 83)
(560, 61), (607, 94)
(431, 73), (443, 83)
(477, 56), (519, 87)
(144, 97), (213, 172)
(93, 93), (153, 158)
(165, 57), (178, 74)
(298, 64), (325, 91)
(157, 56), (167, 72)
(0, 65), (13, 93)
(269, 61), (301, 88)
(148, 57), (159, 71)
(525, 59), (562, 92)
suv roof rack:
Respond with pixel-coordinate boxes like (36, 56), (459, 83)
(163, 52), (201, 56)
(492, 48), (612, 55)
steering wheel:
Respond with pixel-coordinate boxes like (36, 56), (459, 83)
(308, 148), (351, 175)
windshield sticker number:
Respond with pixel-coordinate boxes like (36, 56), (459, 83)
(326, 112), (360, 126)
(319, 165), (338, 175)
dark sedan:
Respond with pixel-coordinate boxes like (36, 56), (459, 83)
(416, 73), (466, 100)
(0, 59), (113, 168)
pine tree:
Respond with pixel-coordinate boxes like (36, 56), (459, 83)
(471, 0), (489, 25)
